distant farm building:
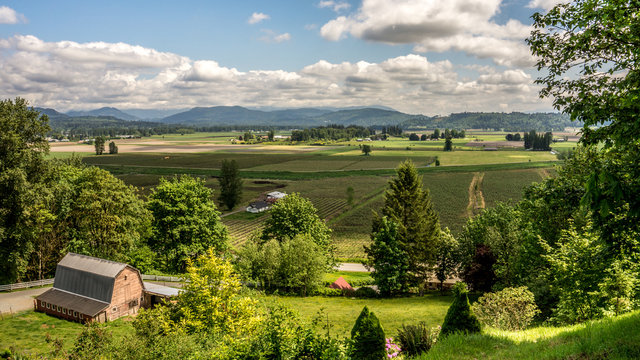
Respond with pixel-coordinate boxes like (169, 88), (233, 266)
(246, 200), (270, 213)
(35, 253), (178, 323)
(266, 191), (287, 203)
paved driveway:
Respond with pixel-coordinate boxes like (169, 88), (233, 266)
(336, 263), (370, 272)
(0, 287), (50, 314)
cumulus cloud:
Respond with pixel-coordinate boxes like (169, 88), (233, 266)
(0, 6), (26, 24)
(248, 12), (270, 24)
(318, 1), (351, 12)
(0, 35), (548, 114)
(320, 0), (536, 67)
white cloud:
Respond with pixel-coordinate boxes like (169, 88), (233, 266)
(320, 0), (536, 67)
(318, 1), (351, 12)
(0, 6), (26, 24)
(259, 30), (292, 43)
(0, 35), (550, 114)
(527, 0), (567, 11)
(247, 12), (270, 24)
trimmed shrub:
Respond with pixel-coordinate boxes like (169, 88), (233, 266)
(353, 286), (379, 298)
(440, 282), (482, 337)
(396, 322), (440, 357)
(351, 306), (386, 360)
(472, 286), (540, 331)
(314, 287), (343, 297)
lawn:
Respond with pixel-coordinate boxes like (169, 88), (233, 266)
(260, 293), (454, 338)
(0, 311), (133, 357)
(420, 310), (640, 360)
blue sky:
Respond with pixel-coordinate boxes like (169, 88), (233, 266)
(0, 0), (561, 114)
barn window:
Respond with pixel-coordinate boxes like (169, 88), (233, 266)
(112, 307), (117, 312)
(57, 306), (61, 312)
(74, 311), (78, 317)
(124, 275), (128, 280)
(47, 303), (51, 309)
(63, 308), (67, 314)
(41, 301), (46, 307)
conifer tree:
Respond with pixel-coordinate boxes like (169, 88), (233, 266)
(218, 159), (243, 210)
(351, 306), (386, 360)
(441, 282), (482, 337)
(374, 160), (441, 288)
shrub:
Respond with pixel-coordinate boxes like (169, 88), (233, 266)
(396, 322), (440, 357)
(314, 287), (343, 297)
(351, 306), (386, 360)
(440, 282), (482, 337)
(472, 286), (540, 331)
(353, 286), (379, 298)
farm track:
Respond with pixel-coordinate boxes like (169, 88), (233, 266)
(467, 172), (485, 217)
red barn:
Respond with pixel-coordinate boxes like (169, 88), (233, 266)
(35, 253), (145, 323)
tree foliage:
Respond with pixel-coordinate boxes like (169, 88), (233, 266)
(528, 0), (640, 219)
(217, 159), (243, 210)
(365, 217), (410, 296)
(375, 160), (441, 288)
(261, 193), (331, 254)
(440, 283), (482, 337)
(94, 136), (106, 155)
(361, 144), (372, 156)
(472, 286), (540, 331)
(350, 306), (386, 360)
(147, 175), (228, 272)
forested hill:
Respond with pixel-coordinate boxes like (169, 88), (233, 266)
(402, 112), (575, 131)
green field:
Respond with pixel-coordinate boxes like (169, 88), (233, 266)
(420, 311), (640, 360)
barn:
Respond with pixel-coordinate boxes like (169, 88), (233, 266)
(35, 253), (146, 323)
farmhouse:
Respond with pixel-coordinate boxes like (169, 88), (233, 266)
(35, 253), (176, 323)
(266, 191), (287, 203)
(246, 200), (270, 213)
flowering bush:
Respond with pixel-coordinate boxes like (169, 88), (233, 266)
(386, 338), (401, 358)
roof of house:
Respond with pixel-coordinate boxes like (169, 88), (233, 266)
(52, 253), (131, 303)
(266, 191), (287, 198)
(37, 288), (110, 317)
(328, 276), (354, 291)
(249, 200), (270, 209)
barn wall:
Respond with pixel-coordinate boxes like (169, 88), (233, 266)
(35, 299), (88, 323)
(107, 266), (144, 321)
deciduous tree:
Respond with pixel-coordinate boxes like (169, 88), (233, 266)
(218, 159), (243, 210)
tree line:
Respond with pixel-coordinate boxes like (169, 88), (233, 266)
(290, 124), (375, 141)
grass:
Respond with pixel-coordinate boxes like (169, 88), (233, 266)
(0, 311), (133, 357)
(419, 311), (640, 360)
(260, 293), (454, 338)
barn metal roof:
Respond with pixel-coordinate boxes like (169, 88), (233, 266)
(143, 282), (181, 297)
(53, 253), (128, 303)
(37, 288), (109, 317)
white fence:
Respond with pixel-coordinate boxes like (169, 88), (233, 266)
(0, 278), (54, 292)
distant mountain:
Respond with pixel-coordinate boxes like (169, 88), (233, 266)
(66, 107), (139, 121)
(120, 108), (188, 121)
(160, 106), (410, 126)
(34, 107), (70, 121)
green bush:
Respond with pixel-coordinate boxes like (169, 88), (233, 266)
(472, 286), (540, 331)
(396, 322), (440, 357)
(353, 286), (379, 298)
(440, 282), (482, 337)
(351, 306), (386, 360)
(314, 287), (344, 297)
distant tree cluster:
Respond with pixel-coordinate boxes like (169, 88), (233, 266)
(380, 125), (403, 136)
(505, 133), (522, 141)
(290, 124), (374, 141)
(402, 112), (573, 132)
(523, 130), (552, 150)
(409, 129), (465, 141)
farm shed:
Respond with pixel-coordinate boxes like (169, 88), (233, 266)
(35, 253), (146, 323)
(246, 200), (270, 213)
(266, 191), (287, 203)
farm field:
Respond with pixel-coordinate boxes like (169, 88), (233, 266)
(482, 168), (547, 208)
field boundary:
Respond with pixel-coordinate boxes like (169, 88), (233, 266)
(467, 172), (485, 218)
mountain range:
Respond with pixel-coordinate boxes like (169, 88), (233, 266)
(34, 105), (574, 131)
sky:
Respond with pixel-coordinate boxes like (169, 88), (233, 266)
(0, 0), (564, 115)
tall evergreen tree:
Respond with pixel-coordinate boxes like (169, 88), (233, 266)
(444, 137), (453, 151)
(374, 160), (441, 288)
(94, 136), (105, 155)
(218, 159), (243, 210)
(365, 217), (409, 296)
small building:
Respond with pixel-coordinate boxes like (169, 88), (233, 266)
(329, 277), (354, 292)
(246, 200), (270, 213)
(266, 191), (287, 203)
(35, 253), (145, 323)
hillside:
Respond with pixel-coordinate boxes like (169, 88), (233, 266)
(402, 112), (574, 132)
(66, 107), (139, 121)
(420, 311), (640, 359)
